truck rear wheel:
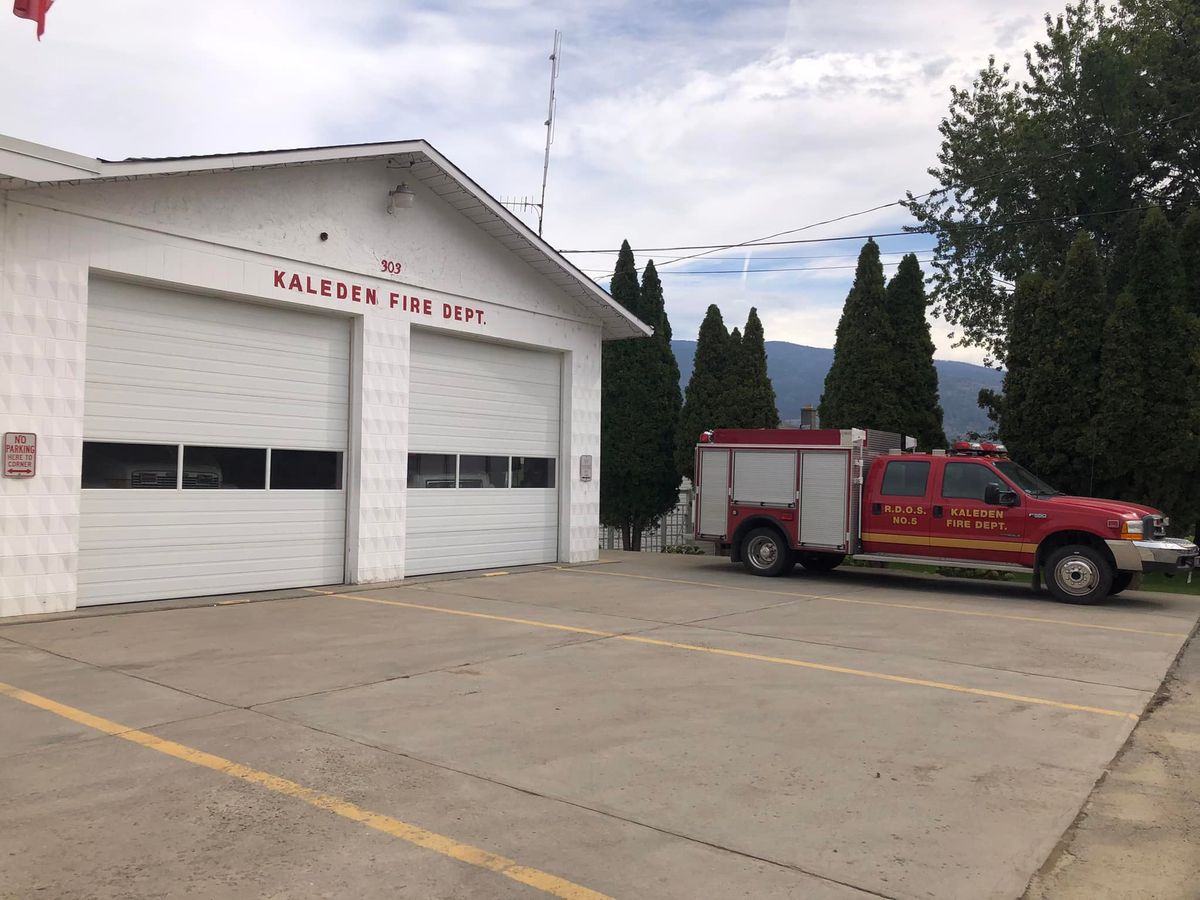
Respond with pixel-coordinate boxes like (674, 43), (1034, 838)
(797, 552), (845, 573)
(1045, 545), (1113, 604)
(741, 527), (792, 577)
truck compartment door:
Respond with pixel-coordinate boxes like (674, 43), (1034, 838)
(697, 449), (731, 538)
(732, 450), (797, 506)
(799, 451), (849, 549)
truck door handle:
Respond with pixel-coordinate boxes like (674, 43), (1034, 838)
(933, 505), (943, 518)
(871, 503), (881, 515)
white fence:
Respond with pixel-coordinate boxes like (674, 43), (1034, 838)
(599, 482), (695, 552)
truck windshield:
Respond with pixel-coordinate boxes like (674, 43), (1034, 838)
(993, 460), (1060, 496)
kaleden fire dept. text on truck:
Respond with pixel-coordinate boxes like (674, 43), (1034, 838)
(692, 428), (1199, 604)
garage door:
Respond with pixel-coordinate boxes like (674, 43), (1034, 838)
(405, 330), (560, 576)
(78, 280), (349, 605)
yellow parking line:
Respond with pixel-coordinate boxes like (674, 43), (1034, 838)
(0, 681), (610, 900)
(552, 568), (1189, 639)
(307, 589), (1140, 721)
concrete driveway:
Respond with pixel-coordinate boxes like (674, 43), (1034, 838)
(1, 552), (1196, 899)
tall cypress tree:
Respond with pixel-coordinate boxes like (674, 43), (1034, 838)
(1039, 233), (1108, 494)
(739, 307), (780, 428)
(1179, 208), (1200, 314)
(1097, 208), (1200, 524)
(638, 260), (683, 546)
(600, 243), (682, 549)
(999, 235), (1108, 494)
(819, 239), (898, 429)
(884, 254), (944, 448)
(677, 305), (730, 479)
(997, 273), (1049, 469)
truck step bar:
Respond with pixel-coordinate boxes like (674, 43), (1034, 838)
(852, 553), (1035, 574)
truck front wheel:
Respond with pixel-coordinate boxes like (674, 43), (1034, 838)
(741, 527), (792, 577)
(1045, 545), (1113, 604)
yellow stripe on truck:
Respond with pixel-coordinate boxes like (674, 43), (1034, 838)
(862, 532), (1037, 554)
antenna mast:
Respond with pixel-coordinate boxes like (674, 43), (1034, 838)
(538, 30), (562, 237)
(501, 31), (561, 236)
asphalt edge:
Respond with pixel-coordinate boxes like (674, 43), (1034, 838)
(1020, 615), (1200, 897)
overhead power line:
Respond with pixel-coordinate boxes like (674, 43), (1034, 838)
(581, 255), (942, 276)
(561, 204), (1152, 256)
(561, 111), (1195, 264)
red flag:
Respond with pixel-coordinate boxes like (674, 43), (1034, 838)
(13, 0), (53, 39)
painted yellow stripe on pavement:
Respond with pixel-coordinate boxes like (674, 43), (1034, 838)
(0, 681), (610, 900)
(550, 567), (1189, 639)
(308, 590), (1139, 720)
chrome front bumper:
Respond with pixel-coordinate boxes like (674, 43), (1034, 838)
(1106, 537), (1200, 573)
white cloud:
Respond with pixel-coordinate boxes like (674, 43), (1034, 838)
(0, 0), (1053, 365)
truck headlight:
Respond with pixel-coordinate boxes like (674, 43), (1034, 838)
(1119, 520), (1145, 540)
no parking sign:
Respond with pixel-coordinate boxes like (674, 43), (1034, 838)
(3, 432), (37, 478)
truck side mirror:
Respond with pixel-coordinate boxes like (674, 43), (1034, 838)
(984, 483), (1019, 506)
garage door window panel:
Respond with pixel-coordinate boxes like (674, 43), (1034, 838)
(270, 449), (343, 490)
(409, 453), (457, 488)
(512, 457), (556, 488)
(82, 442), (179, 489)
(459, 455), (509, 488)
(182, 446), (266, 489)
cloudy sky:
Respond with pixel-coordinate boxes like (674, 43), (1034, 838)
(1, 0), (1058, 364)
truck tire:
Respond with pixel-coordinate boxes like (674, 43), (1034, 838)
(1045, 544), (1113, 604)
(740, 527), (792, 577)
(1109, 572), (1135, 596)
(797, 552), (845, 573)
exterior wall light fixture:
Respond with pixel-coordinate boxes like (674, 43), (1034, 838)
(388, 183), (416, 213)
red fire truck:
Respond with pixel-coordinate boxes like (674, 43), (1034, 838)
(693, 428), (1199, 604)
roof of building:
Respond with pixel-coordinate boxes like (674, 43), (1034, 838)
(0, 135), (650, 340)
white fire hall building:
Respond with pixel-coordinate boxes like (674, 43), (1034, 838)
(0, 136), (650, 618)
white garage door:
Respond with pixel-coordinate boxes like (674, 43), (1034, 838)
(78, 280), (349, 605)
(405, 330), (561, 576)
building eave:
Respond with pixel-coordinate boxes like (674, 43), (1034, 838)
(0, 135), (651, 340)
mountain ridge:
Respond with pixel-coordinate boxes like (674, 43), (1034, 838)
(672, 339), (1002, 440)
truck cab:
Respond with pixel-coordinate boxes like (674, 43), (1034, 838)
(694, 429), (1199, 604)
(859, 445), (1197, 602)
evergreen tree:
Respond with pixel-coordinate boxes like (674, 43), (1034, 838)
(724, 327), (746, 427)
(600, 244), (683, 549)
(819, 239), (899, 429)
(1179, 207), (1200, 314)
(677, 305), (731, 479)
(997, 273), (1049, 468)
(739, 307), (780, 428)
(638, 260), (684, 545)
(884, 254), (944, 448)
(998, 234), (1108, 494)
(1040, 232), (1109, 494)
(1097, 208), (1200, 525)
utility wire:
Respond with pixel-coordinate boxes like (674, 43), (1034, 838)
(561, 110), (1195, 262)
(561, 204), (1152, 255)
(581, 255), (942, 276)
